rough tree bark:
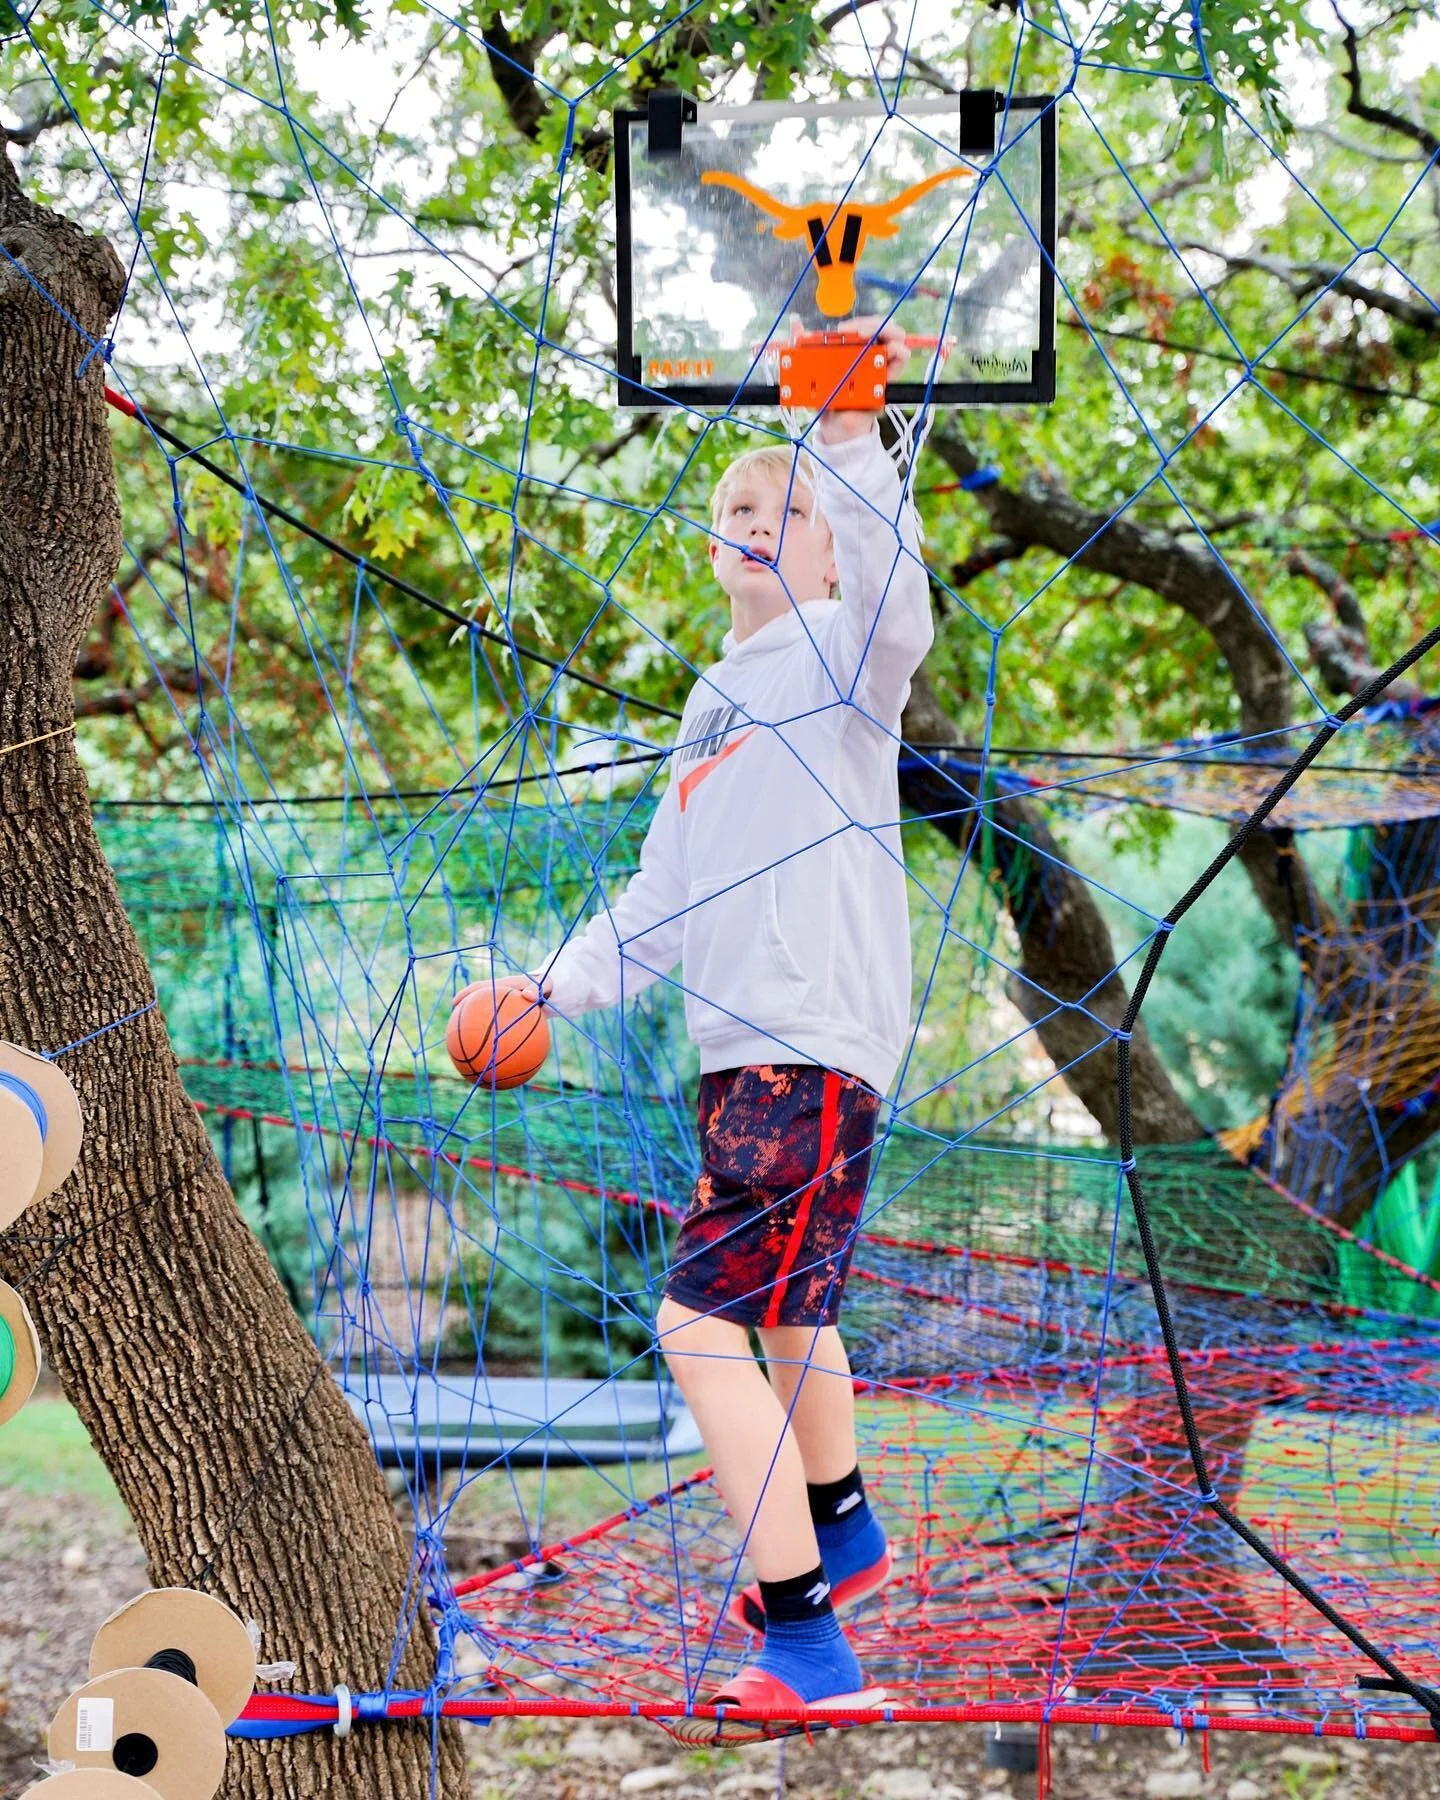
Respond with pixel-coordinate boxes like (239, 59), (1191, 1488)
(0, 151), (467, 1799)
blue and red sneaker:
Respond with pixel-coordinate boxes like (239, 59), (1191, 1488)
(669, 1633), (887, 1747)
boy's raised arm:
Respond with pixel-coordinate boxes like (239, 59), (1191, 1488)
(812, 423), (934, 725)
(538, 772), (688, 1016)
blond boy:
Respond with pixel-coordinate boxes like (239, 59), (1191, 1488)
(532, 324), (932, 1730)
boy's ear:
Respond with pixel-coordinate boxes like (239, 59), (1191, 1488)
(709, 541), (719, 567)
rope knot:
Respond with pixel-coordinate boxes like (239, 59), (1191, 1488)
(395, 413), (427, 463)
(77, 336), (115, 378)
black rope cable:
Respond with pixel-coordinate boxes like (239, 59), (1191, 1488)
(88, 749), (668, 811)
(1114, 609), (1440, 1734)
(110, 395), (682, 724)
(145, 1646), (198, 1684)
(90, 712), (1440, 820)
(87, 733), (1439, 813)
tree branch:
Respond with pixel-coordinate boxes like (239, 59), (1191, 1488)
(1330, 2), (1440, 159)
(946, 535), (1021, 593)
(73, 679), (164, 718)
(74, 538), (175, 682)
(1289, 548), (1427, 703)
(1301, 122), (1428, 164)
(72, 662), (199, 718)
(481, 17), (550, 141)
(925, 430), (1339, 948)
(817, 0), (885, 31)
(901, 668), (1201, 1144)
(928, 429), (1294, 735)
(476, 15), (704, 170)
(2, 102), (69, 147)
(1135, 233), (1440, 335)
(1304, 267), (1439, 335)
(557, 415), (651, 488)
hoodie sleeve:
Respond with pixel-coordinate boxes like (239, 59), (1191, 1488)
(537, 773), (687, 1017)
(811, 425), (934, 725)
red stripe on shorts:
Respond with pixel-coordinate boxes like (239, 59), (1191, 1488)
(762, 1070), (843, 1329)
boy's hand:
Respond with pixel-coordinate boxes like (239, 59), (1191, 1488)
(817, 317), (909, 442)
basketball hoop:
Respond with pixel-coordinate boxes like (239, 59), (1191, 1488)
(757, 323), (951, 492)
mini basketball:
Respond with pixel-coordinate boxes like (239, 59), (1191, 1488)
(446, 977), (550, 1089)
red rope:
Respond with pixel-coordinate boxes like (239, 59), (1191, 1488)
(235, 1691), (1439, 1741)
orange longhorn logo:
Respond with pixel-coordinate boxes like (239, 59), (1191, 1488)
(699, 166), (974, 317)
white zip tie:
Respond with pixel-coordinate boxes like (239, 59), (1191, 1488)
(246, 1616), (297, 1681)
(334, 1683), (353, 1738)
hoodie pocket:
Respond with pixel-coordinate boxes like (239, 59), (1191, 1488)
(683, 868), (813, 1038)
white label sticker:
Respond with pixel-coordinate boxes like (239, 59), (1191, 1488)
(75, 1697), (115, 1754)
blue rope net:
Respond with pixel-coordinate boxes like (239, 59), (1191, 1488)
(18, 0), (1440, 1756)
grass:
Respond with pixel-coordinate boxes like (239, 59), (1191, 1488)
(0, 1394), (127, 1513)
(443, 1452), (710, 1547)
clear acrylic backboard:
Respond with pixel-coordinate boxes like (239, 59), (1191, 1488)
(614, 93), (1057, 410)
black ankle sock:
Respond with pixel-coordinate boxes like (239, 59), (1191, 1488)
(807, 1467), (865, 1529)
(758, 1564), (834, 1624)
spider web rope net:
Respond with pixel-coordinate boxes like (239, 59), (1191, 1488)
(12, 0), (1440, 1755)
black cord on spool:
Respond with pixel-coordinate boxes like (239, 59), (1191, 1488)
(146, 1645), (198, 1685)
(113, 1732), (160, 1777)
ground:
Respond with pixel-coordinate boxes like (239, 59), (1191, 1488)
(3, 1391), (1438, 1800)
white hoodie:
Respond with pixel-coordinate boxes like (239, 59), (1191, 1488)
(540, 426), (934, 1096)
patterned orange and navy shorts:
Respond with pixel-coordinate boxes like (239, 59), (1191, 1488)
(663, 1064), (881, 1328)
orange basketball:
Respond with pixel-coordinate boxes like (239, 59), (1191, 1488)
(446, 976), (550, 1089)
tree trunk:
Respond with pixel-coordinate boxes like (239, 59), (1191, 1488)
(1265, 805), (1440, 1228)
(902, 670), (1200, 1144)
(0, 150), (466, 1798)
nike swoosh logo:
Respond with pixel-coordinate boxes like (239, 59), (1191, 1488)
(678, 727), (757, 812)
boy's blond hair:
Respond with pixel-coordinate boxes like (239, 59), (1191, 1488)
(709, 445), (831, 537)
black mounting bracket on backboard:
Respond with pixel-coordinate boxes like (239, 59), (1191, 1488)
(959, 88), (1000, 156)
(645, 90), (697, 157)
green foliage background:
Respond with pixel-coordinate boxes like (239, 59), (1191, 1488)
(16, 0), (1431, 800)
(8, 0), (1440, 1349)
